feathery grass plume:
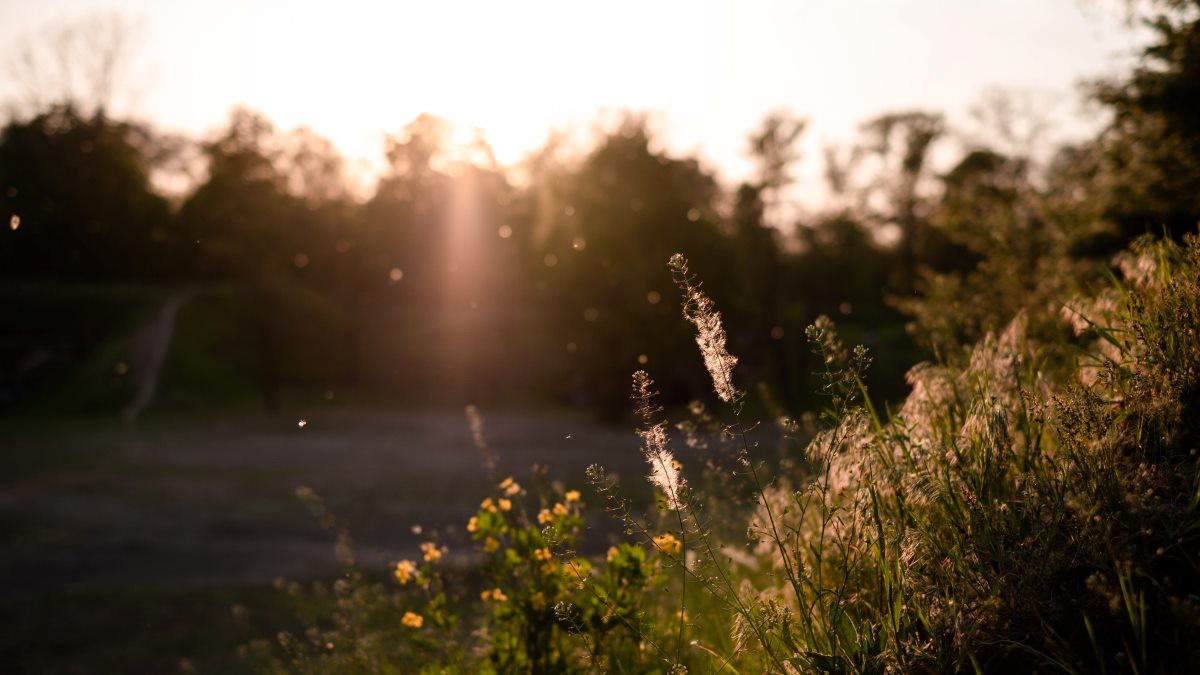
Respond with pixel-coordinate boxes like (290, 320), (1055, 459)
(632, 370), (686, 509)
(669, 254), (740, 403)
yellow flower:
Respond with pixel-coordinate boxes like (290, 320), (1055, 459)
(533, 547), (552, 561)
(564, 490), (581, 503)
(421, 542), (443, 562)
(675, 610), (689, 623)
(394, 560), (417, 585)
(505, 482), (522, 496)
(401, 611), (424, 629)
(481, 497), (497, 513)
(466, 516), (478, 533)
(498, 498), (512, 512)
(553, 502), (569, 517)
(499, 476), (514, 490)
(606, 546), (620, 563)
(540, 561), (557, 575)
(481, 587), (508, 602)
(483, 537), (500, 553)
(530, 592), (546, 611)
(653, 533), (682, 555)
(671, 459), (683, 470)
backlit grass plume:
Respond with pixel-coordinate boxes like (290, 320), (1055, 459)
(669, 253), (740, 403)
(632, 370), (685, 509)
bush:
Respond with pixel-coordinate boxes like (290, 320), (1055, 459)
(255, 234), (1200, 673)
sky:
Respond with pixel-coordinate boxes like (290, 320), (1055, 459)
(0, 0), (1147, 201)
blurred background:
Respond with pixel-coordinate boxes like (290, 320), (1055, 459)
(3, 0), (1197, 672)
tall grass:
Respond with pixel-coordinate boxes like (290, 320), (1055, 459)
(254, 233), (1200, 674)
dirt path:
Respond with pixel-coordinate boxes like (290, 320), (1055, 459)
(1, 407), (642, 597)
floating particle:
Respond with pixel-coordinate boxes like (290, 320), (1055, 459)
(544, 253), (558, 268)
(297, 419), (307, 428)
(114, 361), (128, 375)
(583, 307), (599, 322)
(638, 354), (649, 365)
(686, 208), (700, 222)
(571, 237), (586, 251)
(497, 225), (512, 239)
(646, 290), (661, 305)
(770, 326), (785, 340)
(389, 267), (404, 281)
(293, 253), (309, 268)
(565, 342), (577, 353)
(9, 215), (18, 231)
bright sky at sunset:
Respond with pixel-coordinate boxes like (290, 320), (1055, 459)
(0, 0), (1144, 198)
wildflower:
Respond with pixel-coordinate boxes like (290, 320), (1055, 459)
(653, 533), (682, 555)
(553, 502), (569, 517)
(421, 542), (443, 562)
(499, 476), (514, 490)
(481, 587), (508, 602)
(401, 611), (424, 629)
(533, 547), (553, 561)
(483, 537), (500, 553)
(530, 592), (546, 611)
(498, 498), (512, 512)
(676, 610), (689, 623)
(466, 516), (478, 533)
(499, 476), (522, 495)
(541, 561), (558, 575)
(607, 546), (620, 563)
(537, 508), (553, 524)
(394, 560), (417, 585)
(481, 497), (497, 513)
(564, 490), (581, 503)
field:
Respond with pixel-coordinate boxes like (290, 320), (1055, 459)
(0, 407), (642, 673)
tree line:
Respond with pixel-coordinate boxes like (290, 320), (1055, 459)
(2, 0), (1197, 417)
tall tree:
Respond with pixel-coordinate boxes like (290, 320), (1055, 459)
(1093, 0), (1200, 248)
(0, 106), (172, 280)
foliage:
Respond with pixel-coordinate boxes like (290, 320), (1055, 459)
(258, 232), (1200, 672)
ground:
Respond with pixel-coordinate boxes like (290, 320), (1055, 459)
(0, 406), (643, 674)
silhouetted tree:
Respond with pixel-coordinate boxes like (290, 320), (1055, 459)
(0, 106), (172, 281)
(1092, 0), (1200, 248)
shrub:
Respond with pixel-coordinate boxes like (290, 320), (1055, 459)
(256, 233), (1200, 673)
